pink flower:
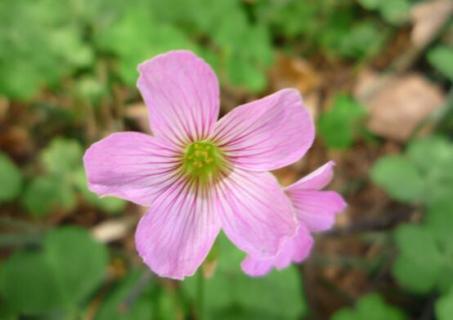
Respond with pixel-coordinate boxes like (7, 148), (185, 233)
(242, 161), (347, 276)
(83, 50), (315, 279)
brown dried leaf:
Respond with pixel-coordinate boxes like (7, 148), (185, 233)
(124, 103), (151, 133)
(270, 53), (322, 94)
(0, 97), (8, 121)
(411, 0), (453, 48)
(355, 71), (445, 141)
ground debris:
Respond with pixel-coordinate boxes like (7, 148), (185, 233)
(355, 70), (445, 141)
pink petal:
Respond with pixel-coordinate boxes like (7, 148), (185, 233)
(286, 225), (314, 264)
(212, 89), (314, 171)
(286, 190), (347, 232)
(287, 161), (336, 191)
(83, 132), (181, 206)
(241, 225), (313, 277)
(240, 256), (274, 277)
(215, 169), (297, 258)
(135, 180), (221, 280)
(137, 50), (220, 146)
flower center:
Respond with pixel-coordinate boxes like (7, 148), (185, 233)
(181, 141), (227, 183)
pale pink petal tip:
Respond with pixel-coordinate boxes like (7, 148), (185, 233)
(241, 226), (314, 277)
(241, 256), (274, 277)
(285, 160), (336, 191)
(286, 161), (347, 233)
(137, 50), (220, 144)
(134, 184), (221, 280)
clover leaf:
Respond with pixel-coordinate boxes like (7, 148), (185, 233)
(318, 95), (367, 149)
(393, 201), (453, 294)
(371, 155), (424, 202)
(372, 136), (453, 205)
(428, 46), (453, 81)
(0, 152), (23, 203)
(436, 289), (453, 320)
(0, 227), (107, 315)
(331, 294), (406, 320)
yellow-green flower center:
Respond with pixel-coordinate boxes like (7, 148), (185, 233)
(182, 141), (227, 183)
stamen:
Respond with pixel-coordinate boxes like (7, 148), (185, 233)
(181, 140), (228, 184)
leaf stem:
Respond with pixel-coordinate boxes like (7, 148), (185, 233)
(196, 268), (205, 320)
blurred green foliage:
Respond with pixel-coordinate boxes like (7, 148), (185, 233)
(331, 294), (406, 320)
(428, 46), (453, 81)
(95, 5), (194, 86)
(95, 271), (156, 320)
(393, 200), (453, 294)
(357, 0), (411, 25)
(436, 289), (453, 320)
(373, 136), (453, 298)
(370, 133), (453, 319)
(0, 0), (414, 99)
(0, 153), (23, 203)
(371, 155), (424, 202)
(257, 0), (388, 60)
(371, 136), (453, 205)
(183, 235), (307, 319)
(318, 95), (367, 149)
(0, 0), (93, 99)
(22, 138), (125, 216)
(0, 227), (107, 316)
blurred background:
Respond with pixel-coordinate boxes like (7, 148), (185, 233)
(0, 0), (452, 319)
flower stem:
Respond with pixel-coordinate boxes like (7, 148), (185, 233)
(196, 268), (205, 320)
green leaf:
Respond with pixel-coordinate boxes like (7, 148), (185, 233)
(392, 198), (453, 294)
(95, 271), (153, 320)
(393, 224), (447, 293)
(183, 234), (307, 319)
(0, 227), (107, 314)
(45, 228), (108, 303)
(255, 0), (321, 39)
(436, 289), (453, 320)
(213, 17), (273, 92)
(41, 138), (83, 176)
(95, 5), (194, 86)
(331, 293), (406, 320)
(22, 176), (76, 217)
(48, 27), (94, 68)
(224, 50), (267, 93)
(0, 305), (17, 320)
(336, 21), (384, 59)
(0, 251), (60, 314)
(406, 136), (453, 204)
(357, 0), (381, 10)
(380, 0), (410, 25)
(358, 0), (410, 25)
(407, 136), (453, 173)
(371, 155), (424, 202)
(149, 0), (274, 92)
(425, 201), (453, 292)
(73, 169), (125, 214)
(425, 200), (453, 243)
(428, 46), (453, 81)
(0, 0), (91, 100)
(318, 95), (367, 149)
(0, 152), (23, 203)
(75, 76), (107, 105)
